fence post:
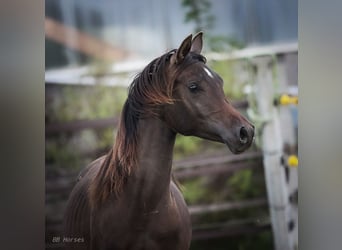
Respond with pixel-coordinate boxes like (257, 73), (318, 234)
(252, 56), (291, 250)
(276, 54), (298, 249)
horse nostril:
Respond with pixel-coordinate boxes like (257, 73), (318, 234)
(239, 127), (249, 144)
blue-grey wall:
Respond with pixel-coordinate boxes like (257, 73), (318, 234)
(46, 0), (297, 68)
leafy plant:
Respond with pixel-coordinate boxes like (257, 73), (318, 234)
(182, 0), (245, 52)
(182, 0), (214, 32)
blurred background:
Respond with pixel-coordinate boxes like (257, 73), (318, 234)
(45, 0), (298, 249)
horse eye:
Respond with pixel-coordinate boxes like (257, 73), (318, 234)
(188, 83), (199, 92)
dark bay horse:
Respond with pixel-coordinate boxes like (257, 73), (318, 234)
(63, 32), (254, 250)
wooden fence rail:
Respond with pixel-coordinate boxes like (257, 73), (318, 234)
(45, 100), (248, 135)
(192, 218), (271, 241)
(174, 151), (261, 169)
(46, 117), (119, 135)
(46, 151), (263, 194)
(189, 198), (267, 215)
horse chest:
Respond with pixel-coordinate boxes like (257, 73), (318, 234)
(92, 196), (190, 250)
(132, 209), (185, 250)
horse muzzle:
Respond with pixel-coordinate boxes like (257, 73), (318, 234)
(224, 124), (255, 154)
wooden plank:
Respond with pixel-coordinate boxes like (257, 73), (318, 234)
(207, 42), (298, 61)
(189, 198), (267, 215)
(46, 198), (268, 226)
(45, 101), (246, 135)
(45, 117), (119, 135)
(174, 160), (262, 180)
(192, 218), (271, 240)
(45, 17), (129, 61)
(174, 151), (262, 169)
(46, 152), (261, 194)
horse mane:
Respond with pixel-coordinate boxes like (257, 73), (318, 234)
(89, 50), (207, 206)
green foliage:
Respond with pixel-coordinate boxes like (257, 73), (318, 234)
(209, 60), (245, 100)
(46, 137), (81, 169)
(228, 168), (266, 200)
(46, 85), (128, 170)
(182, 0), (214, 32)
(181, 0), (245, 52)
(182, 178), (209, 204)
(47, 85), (127, 122)
(190, 232), (273, 250)
(208, 36), (245, 52)
(183, 168), (266, 208)
(228, 169), (253, 199)
(97, 127), (115, 149)
(174, 135), (203, 159)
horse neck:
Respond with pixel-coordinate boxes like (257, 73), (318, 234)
(126, 116), (176, 211)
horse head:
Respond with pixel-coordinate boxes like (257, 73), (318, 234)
(163, 32), (254, 154)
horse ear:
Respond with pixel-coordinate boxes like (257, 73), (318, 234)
(173, 34), (193, 64)
(191, 31), (203, 54)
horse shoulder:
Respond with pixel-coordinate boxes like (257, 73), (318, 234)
(146, 181), (191, 250)
(63, 156), (105, 249)
(170, 181), (191, 234)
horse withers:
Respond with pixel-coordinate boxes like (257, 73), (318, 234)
(63, 32), (254, 250)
